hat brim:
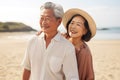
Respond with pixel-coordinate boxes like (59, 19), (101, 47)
(62, 8), (96, 38)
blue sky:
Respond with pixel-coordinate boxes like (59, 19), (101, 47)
(0, 0), (120, 31)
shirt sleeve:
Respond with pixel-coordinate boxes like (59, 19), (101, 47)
(21, 37), (35, 70)
(63, 46), (79, 80)
(21, 47), (31, 70)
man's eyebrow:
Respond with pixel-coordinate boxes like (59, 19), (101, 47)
(40, 15), (53, 18)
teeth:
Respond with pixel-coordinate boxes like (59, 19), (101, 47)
(71, 30), (77, 34)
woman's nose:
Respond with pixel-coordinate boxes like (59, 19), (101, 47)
(71, 24), (76, 29)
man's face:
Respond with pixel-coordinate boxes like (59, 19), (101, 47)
(39, 9), (61, 33)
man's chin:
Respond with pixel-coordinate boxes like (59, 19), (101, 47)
(42, 30), (49, 33)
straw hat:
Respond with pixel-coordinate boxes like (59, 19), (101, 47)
(62, 8), (96, 38)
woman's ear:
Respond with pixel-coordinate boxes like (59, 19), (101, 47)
(83, 28), (87, 35)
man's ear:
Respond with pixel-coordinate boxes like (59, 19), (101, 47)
(57, 18), (62, 25)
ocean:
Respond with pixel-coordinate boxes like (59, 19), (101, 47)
(94, 27), (120, 40)
(6, 27), (120, 40)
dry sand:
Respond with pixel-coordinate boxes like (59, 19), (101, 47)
(0, 32), (120, 80)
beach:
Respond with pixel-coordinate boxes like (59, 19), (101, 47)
(0, 32), (120, 80)
(88, 40), (120, 80)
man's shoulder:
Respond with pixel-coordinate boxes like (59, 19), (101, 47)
(30, 32), (44, 40)
(29, 34), (38, 40)
(60, 35), (74, 48)
(27, 34), (40, 45)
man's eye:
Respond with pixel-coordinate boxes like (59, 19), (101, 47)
(40, 17), (44, 20)
(46, 18), (50, 20)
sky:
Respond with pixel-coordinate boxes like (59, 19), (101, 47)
(0, 0), (120, 31)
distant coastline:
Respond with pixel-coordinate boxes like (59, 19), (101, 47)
(97, 27), (120, 31)
(0, 22), (37, 32)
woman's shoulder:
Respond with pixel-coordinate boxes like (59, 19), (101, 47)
(81, 43), (92, 56)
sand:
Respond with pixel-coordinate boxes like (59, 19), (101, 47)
(0, 32), (120, 80)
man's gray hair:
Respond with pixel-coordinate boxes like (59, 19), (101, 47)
(40, 2), (64, 18)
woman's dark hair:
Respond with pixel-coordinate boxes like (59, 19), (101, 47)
(66, 14), (91, 41)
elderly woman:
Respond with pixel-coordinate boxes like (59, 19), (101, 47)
(37, 8), (96, 80)
(62, 8), (96, 80)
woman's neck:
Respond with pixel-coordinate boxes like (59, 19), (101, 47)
(69, 37), (83, 49)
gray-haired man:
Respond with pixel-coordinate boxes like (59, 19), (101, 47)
(22, 2), (79, 80)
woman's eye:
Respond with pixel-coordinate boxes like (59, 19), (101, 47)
(77, 24), (81, 26)
(70, 22), (74, 24)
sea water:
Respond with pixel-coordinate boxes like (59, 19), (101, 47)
(94, 27), (120, 40)
(6, 27), (120, 40)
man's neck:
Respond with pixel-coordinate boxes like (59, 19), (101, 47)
(44, 31), (58, 40)
(44, 31), (58, 48)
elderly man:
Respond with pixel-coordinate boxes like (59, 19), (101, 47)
(22, 2), (79, 80)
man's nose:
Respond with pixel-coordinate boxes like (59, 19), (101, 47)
(42, 18), (47, 24)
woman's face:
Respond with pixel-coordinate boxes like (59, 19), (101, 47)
(68, 16), (87, 38)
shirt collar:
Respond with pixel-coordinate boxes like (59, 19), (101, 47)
(53, 32), (61, 41)
(39, 31), (61, 41)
